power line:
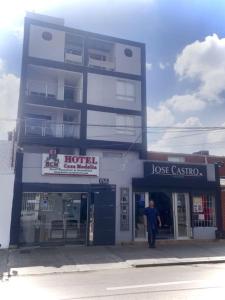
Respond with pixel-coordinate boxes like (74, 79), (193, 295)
(2, 117), (225, 131)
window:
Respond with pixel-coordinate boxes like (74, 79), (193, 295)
(42, 31), (53, 41)
(116, 114), (135, 135)
(124, 48), (133, 57)
(116, 80), (136, 101)
(192, 194), (216, 227)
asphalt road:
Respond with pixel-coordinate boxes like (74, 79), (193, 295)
(1, 263), (225, 300)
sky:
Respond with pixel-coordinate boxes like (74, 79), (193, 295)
(1, 0), (225, 155)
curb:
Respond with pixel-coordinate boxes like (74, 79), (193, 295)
(132, 258), (225, 268)
(8, 262), (131, 278)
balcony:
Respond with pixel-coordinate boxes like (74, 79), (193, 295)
(88, 55), (115, 71)
(65, 49), (83, 64)
(65, 33), (84, 65)
(26, 65), (83, 106)
(27, 80), (82, 103)
(23, 118), (80, 139)
(88, 38), (115, 71)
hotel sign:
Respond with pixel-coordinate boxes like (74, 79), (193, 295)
(42, 152), (99, 176)
(144, 161), (207, 180)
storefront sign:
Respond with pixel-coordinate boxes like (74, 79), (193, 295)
(144, 161), (207, 180)
(42, 153), (99, 176)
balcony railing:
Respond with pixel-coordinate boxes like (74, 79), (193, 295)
(88, 55), (115, 71)
(23, 119), (80, 139)
(26, 80), (82, 103)
(65, 48), (83, 64)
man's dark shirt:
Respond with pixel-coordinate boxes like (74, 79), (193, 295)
(144, 207), (159, 232)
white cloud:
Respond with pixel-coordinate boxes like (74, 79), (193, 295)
(146, 62), (152, 71)
(149, 117), (206, 153)
(148, 35), (225, 154)
(147, 105), (175, 127)
(159, 62), (170, 70)
(0, 61), (20, 139)
(0, 59), (4, 73)
(165, 94), (206, 112)
(148, 116), (225, 155)
(175, 34), (225, 103)
(206, 123), (225, 155)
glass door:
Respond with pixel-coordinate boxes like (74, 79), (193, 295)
(173, 193), (191, 239)
(134, 192), (149, 241)
(63, 193), (88, 244)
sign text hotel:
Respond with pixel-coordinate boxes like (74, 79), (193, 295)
(42, 154), (99, 176)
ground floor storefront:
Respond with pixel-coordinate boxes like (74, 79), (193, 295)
(134, 191), (217, 241)
(9, 152), (222, 247)
(133, 161), (221, 241)
(11, 184), (116, 246)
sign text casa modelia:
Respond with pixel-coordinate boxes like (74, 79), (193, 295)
(42, 154), (99, 176)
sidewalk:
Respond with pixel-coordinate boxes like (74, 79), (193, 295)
(1, 241), (225, 277)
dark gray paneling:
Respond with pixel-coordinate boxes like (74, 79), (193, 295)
(93, 190), (116, 245)
(10, 151), (23, 245)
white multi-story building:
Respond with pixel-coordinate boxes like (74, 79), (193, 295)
(10, 13), (147, 246)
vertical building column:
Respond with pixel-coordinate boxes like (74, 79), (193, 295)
(144, 192), (149, 207)
(79, 36), (88, 155)
(140, 44), (147, 159)
(57, 73), (64, 100)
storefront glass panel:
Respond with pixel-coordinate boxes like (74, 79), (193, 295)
(173, 193), (190, 239)
(192, 194), (216, 227)
(19, 192), (88, 245)
(135, 193), (146, 239)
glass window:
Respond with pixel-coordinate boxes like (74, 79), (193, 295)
(19, 192), (88, 245)
(116, 80), (136, 101)
(192, 194), (216, 227)
(116, 114), (135, 135)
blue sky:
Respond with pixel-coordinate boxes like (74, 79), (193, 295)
(1, 0), (225, 154)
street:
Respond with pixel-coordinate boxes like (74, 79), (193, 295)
(1, 263), (225, 300)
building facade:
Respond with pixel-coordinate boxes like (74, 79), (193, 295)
(10, 13), (146, 246)
(10, 13), (223, 247)
(132, 151), (221, 241)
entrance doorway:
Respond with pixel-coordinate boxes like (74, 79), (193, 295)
(150, 192), (174, 239)
(173, 193), (191, 239)
(134, 192), (174, 240)
(134, 191), (191, 240)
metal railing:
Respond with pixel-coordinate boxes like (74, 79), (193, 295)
(88, 54), (115, 71)
(23, 118), (80, 138)
(65, 47), (83, 64)
(26, 80), (82, 102)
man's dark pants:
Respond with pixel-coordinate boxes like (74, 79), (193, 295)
(148, 228), (156, 247)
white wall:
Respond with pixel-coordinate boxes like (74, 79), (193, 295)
(115, 43), (141, 75)
(87, 73), (141, 111)
(87, 110), (142, 143)
(0, 141), (15, 249)
(29, 25), (65, 62)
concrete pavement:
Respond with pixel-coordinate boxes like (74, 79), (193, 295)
(2, 263), (225, 299)
(1, 241), (225, 278)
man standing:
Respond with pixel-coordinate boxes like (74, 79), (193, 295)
(144, 200), (162, 248)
